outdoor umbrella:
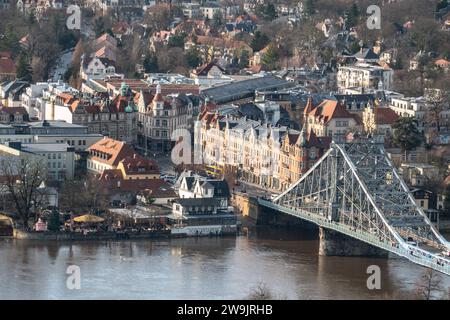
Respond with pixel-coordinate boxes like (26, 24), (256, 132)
(73, 214), (105, 223)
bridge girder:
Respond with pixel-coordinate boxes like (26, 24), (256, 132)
(269, 136), (450, 275)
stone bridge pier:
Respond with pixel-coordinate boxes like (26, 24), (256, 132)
(319, 227), (388, 257)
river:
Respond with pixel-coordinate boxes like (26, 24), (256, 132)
(0, 227), (449, 300)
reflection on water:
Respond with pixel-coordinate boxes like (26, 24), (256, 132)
(0, 227), (448, 300)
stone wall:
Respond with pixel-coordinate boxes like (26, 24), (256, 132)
(318, 227), (388, 257)
(13, 229), (171, 241)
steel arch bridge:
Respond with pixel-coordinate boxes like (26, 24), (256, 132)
(258, 135), (450, 276)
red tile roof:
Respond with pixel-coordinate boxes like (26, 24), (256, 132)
(87, 137), (136, 167)
(120, 154), (160, 176)
(0, 52), (16, 75)
(308, 99), (356, 123)
(98, 173), (176, 198)
(374, 107), (399, 125)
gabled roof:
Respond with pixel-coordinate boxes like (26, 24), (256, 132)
(207, 180), (230, 198)
(87, 137), (136, 167)
(374, 107), (399, 125)
(120, 154), (159, 176)
(194, 60), (226, 76)
(183, 176), (196, 191)
(98, 173), (176, 198)
(353, 47), (379, 61)
(95, 33), (117, 48)
(308, 99), (356, 123)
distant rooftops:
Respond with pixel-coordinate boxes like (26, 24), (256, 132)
(201, 75), (293, 104)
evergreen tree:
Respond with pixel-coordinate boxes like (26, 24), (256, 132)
(304, 0), (315, 16)
(392, 117), (423, 151)
(168, 33), (186, 48)
(16, 54), (33, 82)
(437, 0), (448, 11)
(0, 25), (20, 56)
(143, 53), (158, 73)
(346, 3), (360, 29)
(264, 3), (277, 21)
(47, 209), (60, 232)
(261, 45), (279, 70)
(238, 50), (250, 68)
(186, 47), (202, 68)
(250, 31), (270, 52)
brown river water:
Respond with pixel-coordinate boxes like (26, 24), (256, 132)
(0, 227), (449, 299)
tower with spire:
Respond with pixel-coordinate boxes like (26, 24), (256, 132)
(152, 83), (164, 111)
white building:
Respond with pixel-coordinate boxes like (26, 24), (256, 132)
(0, 142), (75, 181)
(36, 82), (78, 121)
(182, 2), (201, 18)
(337, 63), (394, 93)
(80, 56), (119, 81)
(200, 2), (223, 19)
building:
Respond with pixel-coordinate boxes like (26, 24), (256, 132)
(195, 109), (330, 191)
(362, 103), (399, 135)
(182, 3), (201, 18)
(136, 84), (194, 152)
(97, 171), (176, 206)
(21, 82), (59, 120)
(0, 107), (29, 124)
(0, 80), (30, 107)
(86, 137), (139, 174)
(0, 0), (11, 9)
(72, 84), (138, 144)
(190, 61), (230, 87)
(304, 98), (359, 137)
(200, 2), (222, 19)
(388, 96), (429, 131)
(0, 120), (103, 152)
(0, 52), (16, 81)
(169, 172), (236, 236)
(400, 163), (439, 187)
(201, 74), (293, 105)
(35, 81), (79, 121)
(170, 197), (237, 236)
(337, 63), (393, 93)
(80, 56), (118, 81)
(1, 141), (75, 181)
(177, 173), (230, 208)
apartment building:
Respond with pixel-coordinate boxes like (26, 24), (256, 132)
(195, 110), (330, 191)
(136, 84), (194, 152)
(1, 141), (75, 181)
(337, 63), (393, 93)
(304, 98), (359, 138)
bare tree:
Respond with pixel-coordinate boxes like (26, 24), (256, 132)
(59, 175), (108, 214)
(246, 282), (274, 300)
(426, 88), (450, 135)
(0, 154), (46, 230)
(415, 269), (445, 300)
